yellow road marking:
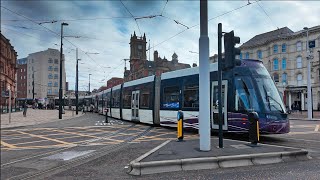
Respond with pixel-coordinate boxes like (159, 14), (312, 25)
(315, 125), (319, 132)
(1, 140), (17, 148)
(15, 130), (74, 146)
(11, 139), (49, 145)
(48, 129), (101, 139)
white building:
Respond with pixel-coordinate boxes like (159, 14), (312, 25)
(27, 48), (66, 100)
(240, 26), (320, 111)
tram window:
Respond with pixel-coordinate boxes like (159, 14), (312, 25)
(112, 91), (120, 107)
(183, 84), (199, 108)
(234, 78), (260, 112)
(140, 90), (150, 108)
(123, 91), (131, 108)
(106, 95), (110, 108)
(163, 86), (180, 108)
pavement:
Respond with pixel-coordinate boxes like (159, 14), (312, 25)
(127, 138), (310, 175)
(288, 111), (320, 121)
(0, 109), (84, 129)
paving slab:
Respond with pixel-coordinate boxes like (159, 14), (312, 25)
(127, 138), (310, 175)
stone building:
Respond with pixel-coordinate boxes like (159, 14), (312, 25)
(106, 77), (123, 89)
(124, 32), (191, 82)
(0, 33), (18, 107)
(26, 48), (66, 100)
(17, 63), (27, 99)
(239, 26), (320, 110)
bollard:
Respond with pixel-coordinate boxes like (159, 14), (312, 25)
(105, 109), (109, 123)
(177, 110), (184, 142)
(248, 111), (259, 145)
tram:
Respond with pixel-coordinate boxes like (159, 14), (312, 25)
(62, 59), (290, 134)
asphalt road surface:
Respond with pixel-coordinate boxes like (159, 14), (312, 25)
(1, 114), (319, 180)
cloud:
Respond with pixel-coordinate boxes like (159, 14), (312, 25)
(1, 0), (319, 91)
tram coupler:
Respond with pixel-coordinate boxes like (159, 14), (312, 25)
(177, 110), (184, 142)
(105, 109), (109, 123)
(248, 111), (260, 146)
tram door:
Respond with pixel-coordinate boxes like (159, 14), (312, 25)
(211, 80), (228, 130)
(131, 90), (140, 121)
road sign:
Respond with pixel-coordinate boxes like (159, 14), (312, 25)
(309, 40), (315, 48)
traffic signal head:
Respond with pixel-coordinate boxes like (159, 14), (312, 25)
(223, 30), (241, 70)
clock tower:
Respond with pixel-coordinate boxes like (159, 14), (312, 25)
(129, 31), (147, 60)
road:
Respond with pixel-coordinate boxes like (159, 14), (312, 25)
(1, 114), (319, 179)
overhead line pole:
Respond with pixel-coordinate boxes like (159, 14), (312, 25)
(198, 0), (211, 151)
(76, 48), (79, 115)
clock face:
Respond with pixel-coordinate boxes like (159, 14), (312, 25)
(138, 45), (142, 50)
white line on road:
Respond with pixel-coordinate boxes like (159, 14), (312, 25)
(315, 125), (319, 132)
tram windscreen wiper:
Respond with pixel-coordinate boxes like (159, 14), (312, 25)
(263, 85), (284, 113)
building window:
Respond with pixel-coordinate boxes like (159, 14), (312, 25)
(245, 52), (249, 59)
(282, 73), (287, 83)
(296, 41), (302, 51)
(257, 50), (262, 59)
(48, 81), (52, 87)
(239, 53), (242, 60)
(273, 45), (278, 53)
(54, 82), (58, 87)
(32, 59), (34, 63)
(20, 76), (23, 80)
(20, 69), (22, 72)
(282, 44), (286, 52)
(48, 58), (53, 63)
(48, 73), (53, 79)
(282, 58), (286, 70)
(24, 76), (26, 79)
(54, 59), (58, 64)
(54, 67), (58, 72)
(273, 58), (279, 70)
(54, 74), (58, 79)
(297, 74), (302, 86)
(48, 89), (52, 95)
(48, 66), (53, 71)
(296, 56), (302, 68)
(273, 74), (279, 82)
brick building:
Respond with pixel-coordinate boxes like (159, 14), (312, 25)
(1, 33), (18, 107)
(106, 77), (124, 89)
(124, 32), (191, 82)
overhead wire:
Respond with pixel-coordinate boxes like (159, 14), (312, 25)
(119, 0), (142, 36)
(254, 0), (279, 30)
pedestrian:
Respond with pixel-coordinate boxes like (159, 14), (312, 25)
(82, 104), (85, 114)
(23, 101), (28, 117)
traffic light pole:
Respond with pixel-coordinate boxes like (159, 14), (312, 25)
(76, 48), (79, 115)
(218, 23), (223, 148)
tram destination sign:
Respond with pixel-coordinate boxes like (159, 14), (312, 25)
(309, 40), (315, 48)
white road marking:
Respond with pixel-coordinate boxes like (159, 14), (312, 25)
(315, 125), (319, 132)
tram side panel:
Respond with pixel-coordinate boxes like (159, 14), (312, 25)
(111, 85), (121, 119)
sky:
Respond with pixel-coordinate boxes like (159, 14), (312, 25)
(1, 0), (320, 91)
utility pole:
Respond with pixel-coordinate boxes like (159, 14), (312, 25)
(304, 27), (312, 120)
(32, 70), (35, 100)
(76, 48), (80, 115)
(199, 0), (210, 151)
(59, 22), (68, 119)
(89, 74), (92, 94)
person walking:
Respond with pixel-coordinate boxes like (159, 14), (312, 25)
(23, 101), (28, 117)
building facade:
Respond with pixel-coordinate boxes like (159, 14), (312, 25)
(240, 26), (320, 110)
(26, 48), (66, 100)
(17, 63), (27, 99)
(106, 77), (123, 89)
(1, 33), (18, 107)
(124, 32), (191, 82)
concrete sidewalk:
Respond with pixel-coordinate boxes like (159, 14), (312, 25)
(288, 111), (320, 121)
(0, 109), (83, 129)
(127, 138), (310, 175)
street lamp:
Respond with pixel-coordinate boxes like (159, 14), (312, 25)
(304, 27), (312, 120)
(59, 22), (68, 119)
(76, 55), (81, 115)
(89, 74), (92, 94)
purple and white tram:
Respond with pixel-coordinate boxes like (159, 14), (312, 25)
(83, 59), (289, 134)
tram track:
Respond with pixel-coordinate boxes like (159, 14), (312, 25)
(7, 124), (153, 180)
(1, 123), (137, 167)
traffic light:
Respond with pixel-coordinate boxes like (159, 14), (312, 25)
(223, 30), (241, 70)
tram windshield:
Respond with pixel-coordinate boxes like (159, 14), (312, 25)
(234, 77), (260, 112)
(256, 77), (286, 113)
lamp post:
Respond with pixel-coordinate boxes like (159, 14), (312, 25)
(32, 70), (35, 100)
(89, 74), (92, 94)
(59, 22), (68, 119)
(76, 48), (80, 115)
(304, 27), (312, 120)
